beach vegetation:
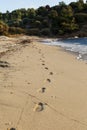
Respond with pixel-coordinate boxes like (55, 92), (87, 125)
(40, 28), (51, 36)
(26, 28), (40, 35)
(0, 21), (8, 35)
(9, 27), (25, 34)
(0, 1), (87, 37)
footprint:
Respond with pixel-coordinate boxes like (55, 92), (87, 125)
(0, 61), (9, 68)
(33, 102), (44, 112)
(45, 67), (48, 70)
(42, 87), (46, 93)
(42, 63), (45, 66)
(47, 78), (51, 82)
(40, 59), (45, 63)
(42, 60), (45, 63)
(41, 55), (45, 58)
(51, 96), (56, 99)
(39, 49), (41, 53)
(7, 128), (16, 130)
(35, 47), (38, 49)
(27, 82), (31, 84)
(38, 51), (41, 54)
(38, 87), (46, 93)
(49, 72), (53, 75)
(10, 92), (13, 94)
(5, 122), (12, 126)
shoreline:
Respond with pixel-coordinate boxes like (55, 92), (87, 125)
(1, 35), (86, 60)
(39, 37), (87, 63)
(0, 36), (87, 130)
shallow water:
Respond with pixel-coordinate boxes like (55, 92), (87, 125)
(41, 37), (87, 61)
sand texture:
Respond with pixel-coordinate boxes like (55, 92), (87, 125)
(0, 36), (87, 130)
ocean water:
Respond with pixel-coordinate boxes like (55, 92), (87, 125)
(41, 37), (87, 61)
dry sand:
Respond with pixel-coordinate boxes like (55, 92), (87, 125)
(0, 36), (87, 130)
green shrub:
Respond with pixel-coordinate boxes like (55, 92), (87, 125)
(26, 28), (40, 35)
(0, 21), (9, 35)
(58, 29), (64, 35)
(9, 27), (25, 34)
(40, 28), (51, 36)
(75, 13), (87, 23)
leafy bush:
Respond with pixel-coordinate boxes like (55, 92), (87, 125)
(9, 27), (25, 34)
(75, 13), (87, 23)
(0, 21), (8, 35)
(58, 29), (64, 35)
(26, 28), (40, 35)
(40, 28), (51, 36)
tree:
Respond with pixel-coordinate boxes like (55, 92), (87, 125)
(27, 8), (36, 18)
(60, 6), (73, 18)
(78, 0), (84, 4)
(59, 1), (66, 7)
(75, 13), (87, 23)
(11, 10), (22, 20)
(0, 12), (2, 19)
(70, 0), (84, 12)
(37, 6), (48, 17)
(33, 20), (41, 28)
(48, 10), (58, 19)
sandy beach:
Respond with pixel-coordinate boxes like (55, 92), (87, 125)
(0, 36), (87, 130)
